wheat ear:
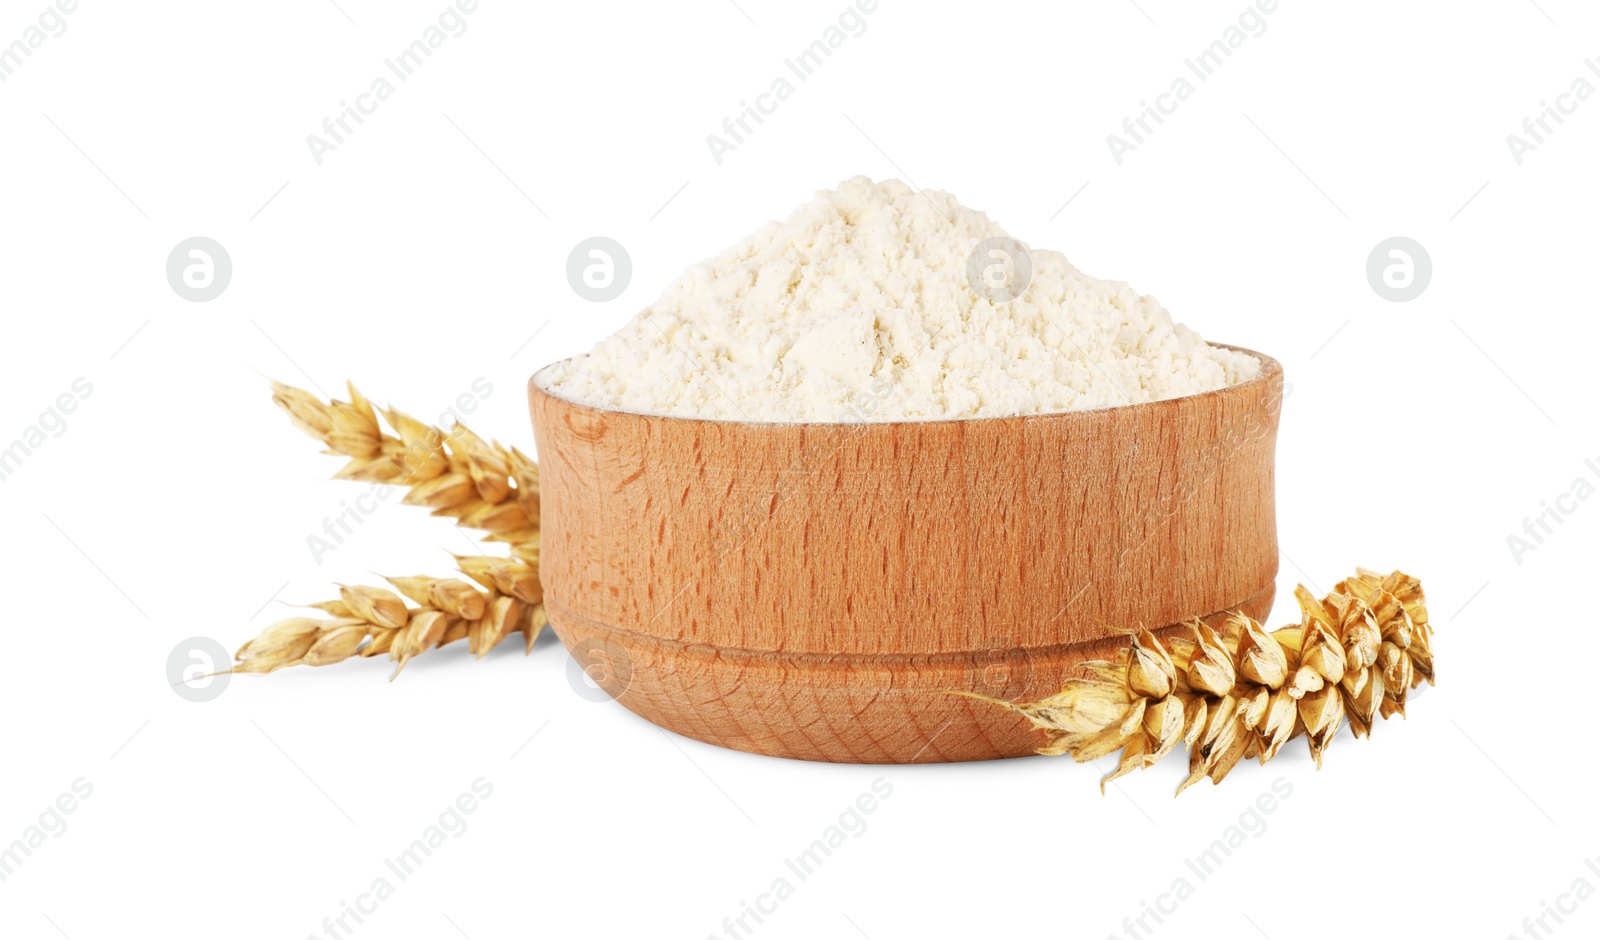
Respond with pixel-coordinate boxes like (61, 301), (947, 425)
(965, 568), (1434, 795)
(271, 380), (540, 566)
(235, 578), (549, 680)
(235, 382), (546, 677)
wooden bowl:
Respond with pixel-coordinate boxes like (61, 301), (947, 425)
(528, 347), (1284, 762)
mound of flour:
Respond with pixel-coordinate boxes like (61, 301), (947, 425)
(545, 177), (1260, 422)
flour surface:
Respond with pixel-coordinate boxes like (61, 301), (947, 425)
(546, 177), (1261, 421)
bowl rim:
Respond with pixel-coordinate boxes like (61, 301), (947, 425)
(529, 342), (1284, 429)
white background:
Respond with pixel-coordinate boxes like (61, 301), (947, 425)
(1, 1), (1595, 938)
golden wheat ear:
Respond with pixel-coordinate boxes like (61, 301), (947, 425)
(964, 570), (1434, 795)
(269, 380), (541, 556)
(233, 579), (549, 679)
(237, 381), (548, 678)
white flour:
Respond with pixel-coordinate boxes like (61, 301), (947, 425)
(545, 177), (1260, 422)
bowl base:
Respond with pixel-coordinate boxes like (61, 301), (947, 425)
(550, 583), (1276, 763)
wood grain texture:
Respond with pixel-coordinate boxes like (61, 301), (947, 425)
(528, 347), (1285, 762)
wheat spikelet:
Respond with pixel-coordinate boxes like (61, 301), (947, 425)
(965, 568), (1434, 795)
(272, 380), (540, 563)
(234, 578), (549, 680)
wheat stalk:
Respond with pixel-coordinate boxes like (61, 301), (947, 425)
(234, 382), (547, 678)
(964, 568), (1434, 794)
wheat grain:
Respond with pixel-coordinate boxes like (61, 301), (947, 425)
(963, 569), (1435, 794)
